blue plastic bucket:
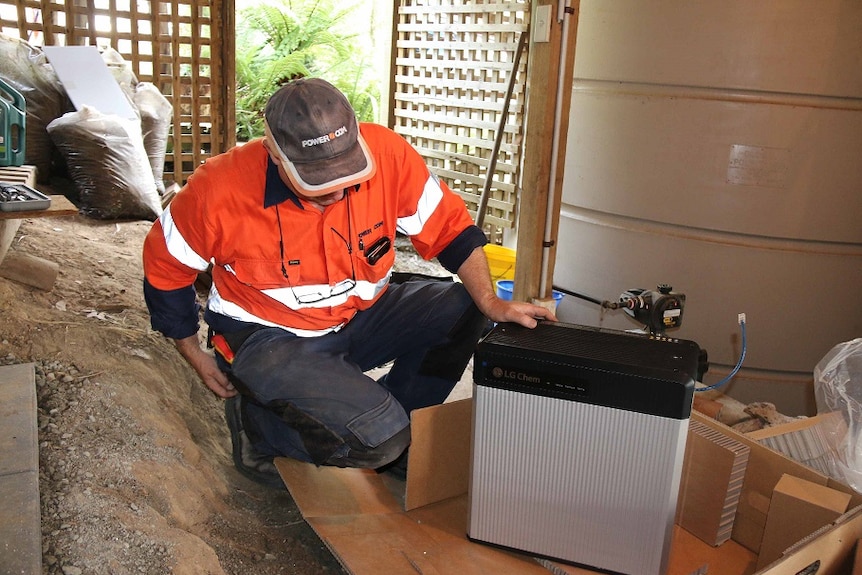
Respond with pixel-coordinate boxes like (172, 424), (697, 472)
(495, 280), (514, 300)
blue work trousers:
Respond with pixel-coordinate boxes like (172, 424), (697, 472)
(222, 279), (486, 468)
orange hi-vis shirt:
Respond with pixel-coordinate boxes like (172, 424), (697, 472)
(143, 123), (482, 338)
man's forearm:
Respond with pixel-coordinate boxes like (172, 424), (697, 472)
(456, 246), (558, 327)
(173, 334), (212, 376)
(174, 334), (203, 361)
(456, 246), (497, 315)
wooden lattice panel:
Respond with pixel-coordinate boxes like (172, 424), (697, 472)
(393, 0), (530, 232)
(0, 0), (234, 187)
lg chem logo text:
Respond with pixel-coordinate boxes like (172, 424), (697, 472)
(491, 366), (540, 384)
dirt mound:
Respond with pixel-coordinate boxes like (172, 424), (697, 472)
(1, 214), (360, 574)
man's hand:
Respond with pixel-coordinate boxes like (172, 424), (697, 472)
(480, 296), (558, 328)
(174, 335), (237, 398)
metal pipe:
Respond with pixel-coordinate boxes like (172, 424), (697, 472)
(539, 1), (573, 297)
(476, 31), (528, 229)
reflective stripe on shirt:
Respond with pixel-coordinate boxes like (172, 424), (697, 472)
(397, 174), (444, 236)
(160, 205), (210, 272)
(205, 283), (345, 337)
(209, 267), (392, 335)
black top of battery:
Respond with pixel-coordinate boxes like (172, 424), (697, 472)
(474, 321), (701, 419)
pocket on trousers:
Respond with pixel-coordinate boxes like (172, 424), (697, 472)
(345, 394), (410, 448)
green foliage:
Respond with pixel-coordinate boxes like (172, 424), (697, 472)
(235, 0), (380, 142)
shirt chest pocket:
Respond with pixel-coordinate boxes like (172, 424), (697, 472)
(227, 258), (296, 289)
(355, 234), (395, 277)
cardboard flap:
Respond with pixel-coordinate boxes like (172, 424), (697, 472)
(757, 505), (862, 574)
(405, 398), (472, 510)
(773, 474), (852, 512)
(757, 474), (853, 569)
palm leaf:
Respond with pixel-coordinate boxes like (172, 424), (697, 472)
(235, 0), (380, 140)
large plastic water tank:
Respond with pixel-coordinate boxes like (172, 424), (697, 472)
(553, 0), (862, 415)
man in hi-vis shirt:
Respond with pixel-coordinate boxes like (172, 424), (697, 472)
(143, 78), (555, 487)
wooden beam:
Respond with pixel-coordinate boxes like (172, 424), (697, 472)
(386, 0), (400, 129)
(0, 252), (60, 291)
(0, 167), (75, 287)
(0, 219), (20, 266)
(0, 195), (78, 220)
(216, 0), (236, 153)
(513, 1), (579, 303)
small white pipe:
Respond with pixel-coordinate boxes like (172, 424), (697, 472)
(539, 1), (572, 298)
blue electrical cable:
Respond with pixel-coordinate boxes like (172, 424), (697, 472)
(696, 315), (747, 393)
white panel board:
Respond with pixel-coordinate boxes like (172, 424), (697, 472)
(43, 46), (137, 120)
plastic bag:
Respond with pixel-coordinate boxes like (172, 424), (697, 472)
(101, 46), (138, 92)
(133, 83), (172, 195)
(814, 338), (862, 491)
(47, 106), (162, 221)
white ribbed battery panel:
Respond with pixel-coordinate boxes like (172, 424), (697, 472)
(468, 384), (689, 575)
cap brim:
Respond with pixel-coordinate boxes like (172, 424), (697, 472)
(283, 134), (377, 197)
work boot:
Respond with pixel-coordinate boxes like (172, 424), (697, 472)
(224, 395), (285, 490)
(377, 448), (408, 482)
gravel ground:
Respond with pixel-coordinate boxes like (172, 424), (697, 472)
(4, 356), (170, 574)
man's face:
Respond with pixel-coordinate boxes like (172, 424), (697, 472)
(262, 137), (346, 208)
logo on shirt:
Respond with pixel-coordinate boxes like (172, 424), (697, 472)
(302, 126), (348, 148)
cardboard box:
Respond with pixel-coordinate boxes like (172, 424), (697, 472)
(275, 401), (862, 575)
(756, 474), (852, 569)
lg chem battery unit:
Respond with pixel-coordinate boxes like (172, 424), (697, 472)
(468, 321), (701, 575)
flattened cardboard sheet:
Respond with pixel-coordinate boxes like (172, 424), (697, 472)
(273, 459), (400, 517)
(274, 457), (553, 574)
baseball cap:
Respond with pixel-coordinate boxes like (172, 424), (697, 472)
(264, 78), (376, 196)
